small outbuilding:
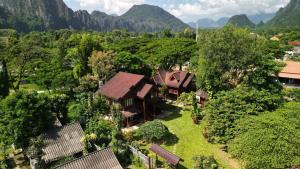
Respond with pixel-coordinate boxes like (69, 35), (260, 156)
(278, 61), (300, 87)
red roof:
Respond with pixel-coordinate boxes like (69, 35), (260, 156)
(100, 72), (144, 100)
(279, 61), (300, 80)
(288, 42), (300, 46)
(137, 84), (153, 99)
(153, 70), (194, 89)
(150, 144), (180, 166)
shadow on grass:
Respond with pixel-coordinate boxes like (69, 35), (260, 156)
(161, 104), (183, 122)
(164, 133), (179, 146)
(178, 162), (188, 169)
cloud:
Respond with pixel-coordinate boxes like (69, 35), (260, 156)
(76, 0), (145, 15)
(165, 0), (290, 22)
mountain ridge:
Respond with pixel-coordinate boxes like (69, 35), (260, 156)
(0, 0), (189, 32)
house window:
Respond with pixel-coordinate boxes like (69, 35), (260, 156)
(125, 98), (134, 107)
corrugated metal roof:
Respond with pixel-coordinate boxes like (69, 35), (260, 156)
(42, 123), (85, 163)
(55, 148), (123, 169)
(279, 61), (300, 80)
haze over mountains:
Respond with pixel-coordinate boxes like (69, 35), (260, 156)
(0, 0), (189, 32)
(189, 12), (275, 29)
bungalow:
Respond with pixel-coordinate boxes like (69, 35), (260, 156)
(55, 148), (122, 169)
(278, 61), (300, 87)
(153, 70), (194, 98)
(99, 72), (157, 127)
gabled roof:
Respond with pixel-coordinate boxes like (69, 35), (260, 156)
(42, 123), (85, 163)
(153, 70), (194, 89)
(279, 61), (300, 80)
(137, 84), (153, 99)
(55, 148), (123, 169)
(99, 72), (145, 100)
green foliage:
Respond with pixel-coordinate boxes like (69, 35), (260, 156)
(193, 26), (283, 95)
(192, 155), (219, 169)
(114, 52), (152, 76)
(48, 156), (76, 169)
(283, 88), (300, 102)
(205, 86), (283, 143)
(0, 61), (9, 98)
(85, 118), (113, 147)
(136, 120), (171, 143)
(177, 92), (194, 106)
(229, 102), (300, 169)
(0, 92), (55, 148)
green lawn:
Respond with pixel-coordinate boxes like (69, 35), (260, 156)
(159, 104), (240, 169)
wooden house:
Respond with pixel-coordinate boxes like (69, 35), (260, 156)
(153, 70), (194, 98)
(98, 72), (157, 127)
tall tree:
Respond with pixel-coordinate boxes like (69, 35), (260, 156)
(88, 50), (115, 81)
(193, 26), (283, 95)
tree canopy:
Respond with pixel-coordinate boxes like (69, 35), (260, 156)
(229, 102), (300, 169)
(193, 26), (283, 95)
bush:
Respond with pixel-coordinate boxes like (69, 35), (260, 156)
(228, 102), (300, 169)
(283, 88), (300, 102)
(85, 118), (113, 147)
(192, 155), (219, 169)
(135, 120), (171, 143)
(205, 86), (283, 143)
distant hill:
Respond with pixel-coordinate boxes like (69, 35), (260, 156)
(227, 14), (256, 28)
(121, 4), (190, 32)
(265, 0), (300, 28)
(189, 12), (274, 29)
(0, 0), (189, 32)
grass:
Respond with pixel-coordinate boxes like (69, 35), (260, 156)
(158, 104), (240, 169)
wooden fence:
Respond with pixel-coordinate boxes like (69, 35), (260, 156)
(129, 146), (156, 169)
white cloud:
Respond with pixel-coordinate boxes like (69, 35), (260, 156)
(76, 0), (145, 15)
(165, 0), (290, 22)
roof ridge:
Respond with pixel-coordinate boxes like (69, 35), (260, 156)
(54, 147), (112, 169)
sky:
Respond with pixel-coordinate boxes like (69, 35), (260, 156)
(63, 0), (290, 22)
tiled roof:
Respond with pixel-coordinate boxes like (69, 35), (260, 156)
(279, 61), (300, 80)
(55, 148), (123, 169)
(153, 70), (193, 89)
(99, 72), (144, 100)
(42, 123), (85, 163)
(150, 144), (180, 166)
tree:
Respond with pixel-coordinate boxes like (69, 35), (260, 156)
(0, 60), (9, 98)
(85, 118), (113, 147)
(114, 52), (152, 76)
(229, 102), (300, 169)
(0, 92), (55, 148)
(88, 51), (115, 81)
(193, 26), (283, 95)
(66, 33), (103, 79)
(204, 86), (283, 143)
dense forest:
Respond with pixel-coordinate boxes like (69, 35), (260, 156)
(0, 26), (300, 169)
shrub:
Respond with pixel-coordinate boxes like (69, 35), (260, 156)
(192, 155), (219, 169)
(136, 120), (171, 143)
(205, 86), (283, 143)
(85, 118), (113, 146)
(283, 88), (300, 102)
(228, 102), (300, 169)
